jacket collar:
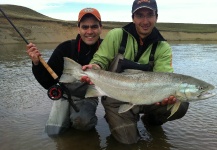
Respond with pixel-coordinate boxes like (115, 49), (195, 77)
(74, 34), (102, 65)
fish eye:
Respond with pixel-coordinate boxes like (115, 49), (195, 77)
(198, 86), (204, 90)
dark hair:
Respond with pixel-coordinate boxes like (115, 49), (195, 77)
(78, 14), (102, 27)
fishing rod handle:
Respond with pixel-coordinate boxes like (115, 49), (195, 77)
(39, 56), (58, 80)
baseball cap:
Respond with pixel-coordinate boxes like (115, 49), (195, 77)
(78, 8), (101, 22)
(132, 0), (158, 14)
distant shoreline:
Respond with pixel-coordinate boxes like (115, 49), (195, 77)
(1, 17), (217, 44)
(160, 31), (217, 41)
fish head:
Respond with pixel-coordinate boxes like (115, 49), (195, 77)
(177, 78), (216, 101)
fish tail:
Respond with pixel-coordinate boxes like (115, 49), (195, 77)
(60, 57), (85, 83)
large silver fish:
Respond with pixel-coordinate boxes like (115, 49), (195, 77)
(60, 57), (216, 117)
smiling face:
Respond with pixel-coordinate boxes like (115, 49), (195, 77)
(133, 7), (157, 39)
(78, 15), (102, 45)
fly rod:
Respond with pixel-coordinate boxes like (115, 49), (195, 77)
(0, 7), (79, 112)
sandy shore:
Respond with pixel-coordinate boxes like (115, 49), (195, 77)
(1, 18), (217, 44)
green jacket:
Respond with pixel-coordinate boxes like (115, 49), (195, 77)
(90, 23), (173, 73)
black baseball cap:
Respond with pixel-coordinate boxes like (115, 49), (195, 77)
(132, 0), (158, 14)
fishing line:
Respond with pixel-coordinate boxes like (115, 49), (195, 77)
(0, 8), (29, 44)
(0, 7), (58, 80)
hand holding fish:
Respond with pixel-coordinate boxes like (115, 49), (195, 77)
(81, 64), (101, 84)
(26, 43), (41, 65)
(81, 76), (93, 84)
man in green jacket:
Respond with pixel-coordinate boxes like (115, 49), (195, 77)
(82, 0), (189, 144)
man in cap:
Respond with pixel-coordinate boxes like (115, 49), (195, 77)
(26, 8), (103, 134)
(81, 0), (189, 144)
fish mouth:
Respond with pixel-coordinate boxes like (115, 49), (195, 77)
(210, 85), (215, 90)
(198, 91), (216, 99)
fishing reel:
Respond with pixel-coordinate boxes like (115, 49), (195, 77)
(47, 84), (63, 100)
(47, 83), (80, 112)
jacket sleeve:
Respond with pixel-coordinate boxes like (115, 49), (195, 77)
(32, 41), (71, 89)
(90, 28), (123, 70)
(153, 41), (174, 73)
(32, 62), (56, 89)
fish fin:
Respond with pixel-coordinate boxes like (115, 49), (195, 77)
(118, 104), (135, 113)
(85, 85), (106, 98)
(167, 101), (181, 119)
(60, 57), (84, 83)
(167, 104), (174, 110)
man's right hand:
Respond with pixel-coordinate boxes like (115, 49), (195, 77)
(26, 43), (41, 65)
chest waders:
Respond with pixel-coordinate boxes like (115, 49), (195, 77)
(109, 29), (158, 73)
(102, 30), (159, 144)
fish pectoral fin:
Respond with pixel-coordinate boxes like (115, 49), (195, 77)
(167, 104), (174, 110)
(85, 85), (105, 98)
(167, 101), (181, 119)
(118, 104), (135, 113)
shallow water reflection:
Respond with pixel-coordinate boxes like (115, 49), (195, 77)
(0, 42), (217, 150)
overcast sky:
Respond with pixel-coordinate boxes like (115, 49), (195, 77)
(1, 0), (217, 24)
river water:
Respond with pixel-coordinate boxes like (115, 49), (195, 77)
(0, 42), (217, 150)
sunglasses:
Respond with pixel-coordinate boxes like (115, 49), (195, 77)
(81, 25), (100, 30)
